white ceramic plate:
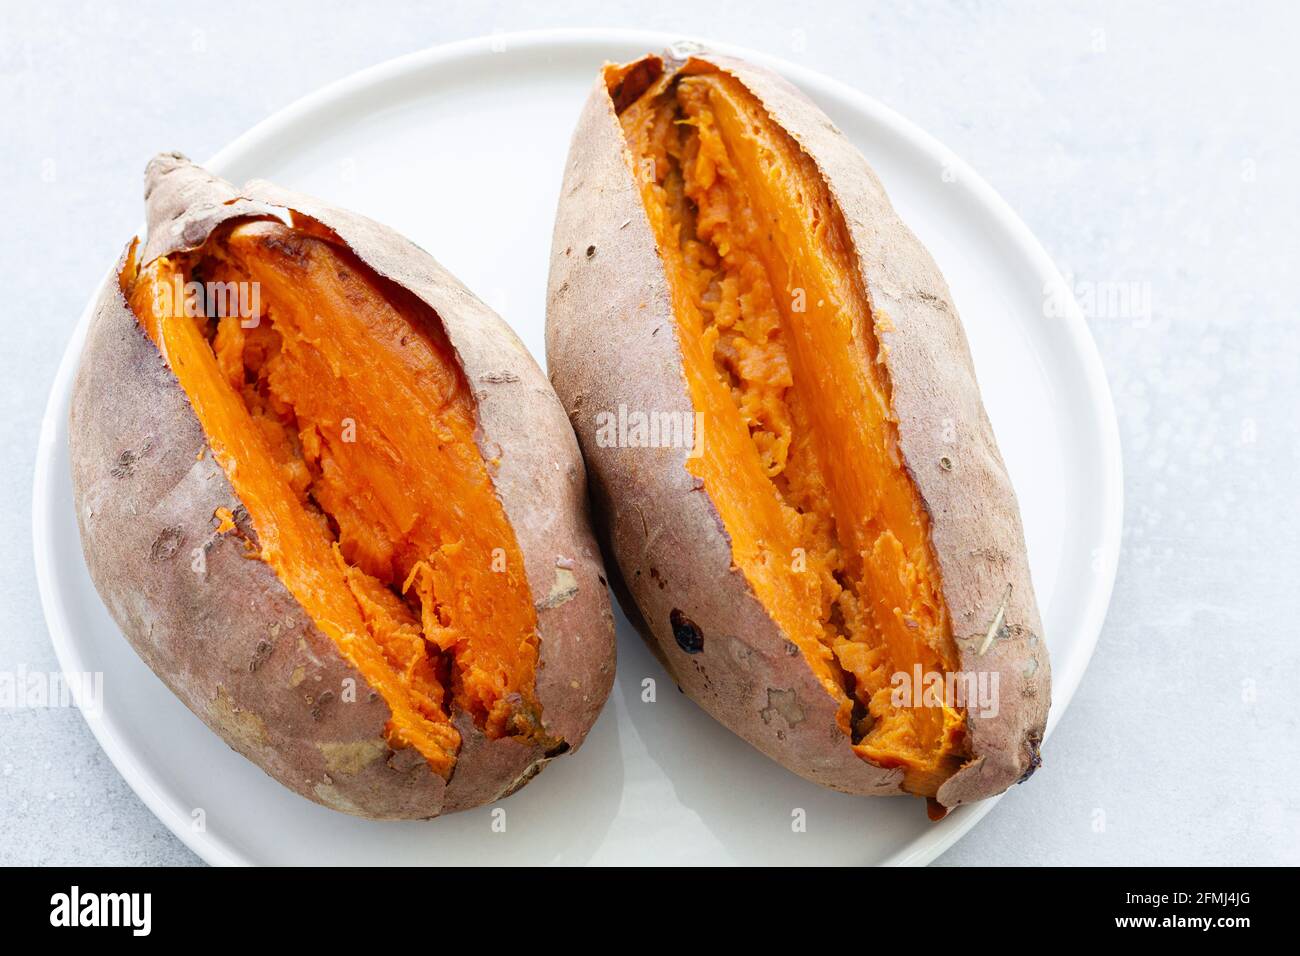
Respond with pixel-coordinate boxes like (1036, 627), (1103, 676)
(33, 28), (1122, 866)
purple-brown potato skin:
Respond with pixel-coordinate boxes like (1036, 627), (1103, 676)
(69, 154), (615, 820)
(545, 52), (1050, 810)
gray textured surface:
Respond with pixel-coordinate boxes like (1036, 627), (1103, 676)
(3, 0), (1297, 866)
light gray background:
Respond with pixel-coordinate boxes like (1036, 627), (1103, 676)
(3, 0), (1297, 866)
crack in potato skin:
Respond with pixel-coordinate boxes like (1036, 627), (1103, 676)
(616, 65), (966, 795)
(123, 223), (544, 776)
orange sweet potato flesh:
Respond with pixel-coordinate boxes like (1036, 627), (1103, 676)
(617, 65), (967, 795)
(121, 221), (542, 776)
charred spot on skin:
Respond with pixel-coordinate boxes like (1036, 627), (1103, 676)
(585, 244), (597, 259)
(690, 656), (714, 692)
(670, 608), (704, 653)
(939, 456), (953, 472)
(1016, 734), (1044, 784)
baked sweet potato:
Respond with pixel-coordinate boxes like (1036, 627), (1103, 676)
(71, 153), (615, 820)
(546, 52), (1049, 813)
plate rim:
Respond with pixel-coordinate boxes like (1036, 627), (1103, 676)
(32, 26), (1123, 867)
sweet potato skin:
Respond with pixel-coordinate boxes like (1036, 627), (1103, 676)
(70, 154), (615, 820)
(546, 53), (1050, 809)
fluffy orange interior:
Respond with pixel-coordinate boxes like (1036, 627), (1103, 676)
(615, 64), (966, 795)
(121, 220), (543, 776)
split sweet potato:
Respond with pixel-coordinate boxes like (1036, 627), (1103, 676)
(547, 52), (1050, 812)
(71, 154), (615, 819)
